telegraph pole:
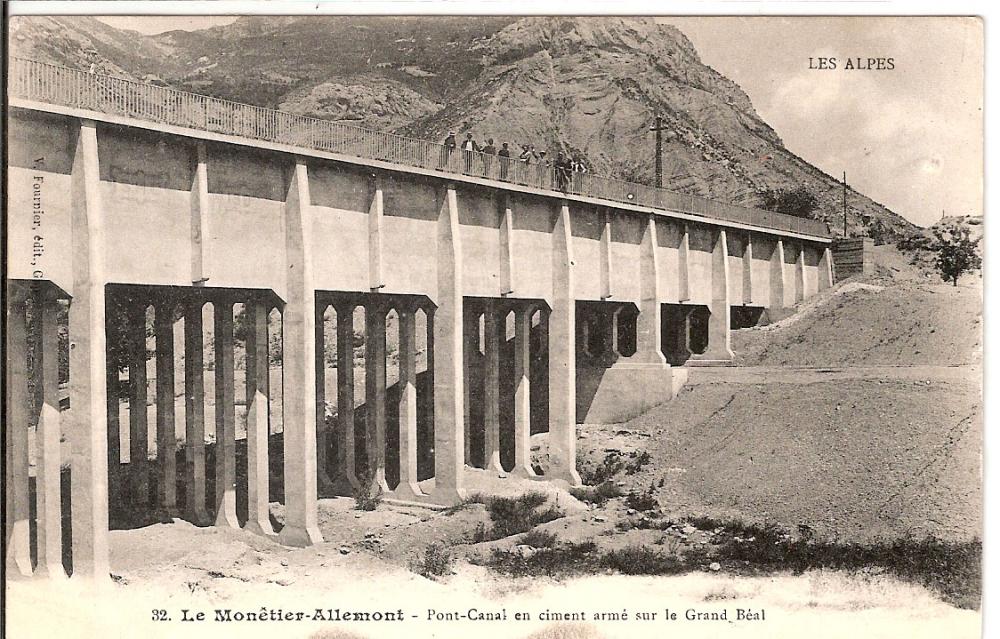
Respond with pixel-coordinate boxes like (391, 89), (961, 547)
(650, 116), (670, 189)
(842, 171), (848, 237)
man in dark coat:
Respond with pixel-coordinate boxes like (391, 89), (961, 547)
(482, 138), (496, 177)
(498, 142), (512, 181)
(441, 131), (457, 168)
(555, 151), (572, 192)
(461, 132), (480, 174)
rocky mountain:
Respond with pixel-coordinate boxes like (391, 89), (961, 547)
(8, 15), (914, 239)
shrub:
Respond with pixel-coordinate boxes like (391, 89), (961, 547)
(896, 232), (931, 252)
(624, 451), (652, 475)
(569, 481), (622, 505)
(933, 224), (981, 286)
(624, 490), (659, 512)
(578, 452), (625, 485)
(353, 470), (383, 511)
(414, 543), (453, 579)
(758, 186), (819, 219)
(472, 491), (565, 542)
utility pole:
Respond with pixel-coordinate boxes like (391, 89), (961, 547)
(842, 171), (848, 238)
(650, 116), (670, 189)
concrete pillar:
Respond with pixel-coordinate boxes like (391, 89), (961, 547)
(819, 246), (834, 290)
(483, 301), (504, 475)
(425, 307), (436, 473)
(369, 179), (384, 291)
(36, 295), (67, 578)
(678, 223), (691, 302)
(462, 304), (479, 467)
(364, 300), (390, 492)
(4, 338), (12, 568)
(500, 195), (515, 296)
(579, 313), (594, 359)
(431, 186), (466, 503)
(743, 233), (754, 305)
(314, 304), (335, 495)
(769, 238), (787, 310)
(600, 210), (613, 301)
(154, 300), (178, 516)
(5, 292), (31, 578)
(548, 203), (582, 486)
(333, 302), (359, 493)
(184, 299), (210, 526)
(68, 119), (111, 579)
(608, 306), (624, 358)
(675, 306), (694, 361)
(128, 305), (149, 507)
(190, 142), (210, 284)
(794, 243), (806, 303)
(280, 159), (323, 546)
(635, 215), (667, 365)
(511, 305), (537, 479)
(213, 300), (239, 529)
(394, 303), (426, 499)
(105, 316), (120, 491)
(692, 229), (735, 363)
(244, 301), (274, 536)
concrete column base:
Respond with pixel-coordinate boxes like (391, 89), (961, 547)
(577, 360), (688, 424)
(278, 524), (324, 548)
(390, 481), (428, 503)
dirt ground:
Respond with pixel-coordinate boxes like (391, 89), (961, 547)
(732, 280), (982, 368)
(6, 515), (980, 639)
(577, 370), (982, 543)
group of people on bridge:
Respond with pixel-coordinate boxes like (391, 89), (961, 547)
(441, 131), (589, 193)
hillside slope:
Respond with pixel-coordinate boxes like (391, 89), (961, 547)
(732, 246), (982, 367)
(9, 15), (915, 239)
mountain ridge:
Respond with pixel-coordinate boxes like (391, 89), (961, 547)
(9, 15), (915, 239)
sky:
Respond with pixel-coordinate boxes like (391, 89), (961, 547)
(93, 15), (984, 228)
(665, 17), (983, 227)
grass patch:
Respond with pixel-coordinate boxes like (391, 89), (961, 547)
(569, 481), (622, 505)
(683, 516), (981, 610)
(478, 511), (981, 609)
(480, 541), (688, 578)
(471, 491), (565, 542)
(602, 545), (686, 575)
(480, 541), (602, 577)
(521, 529), (558, 548)
(442, 492), (487, 515)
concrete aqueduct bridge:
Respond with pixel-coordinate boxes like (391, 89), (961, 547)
(6, 58), (834, 580)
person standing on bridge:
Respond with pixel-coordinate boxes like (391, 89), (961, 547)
(441, 131), (457, 169)
(498, 142), (512, 181)
(572, 154), (588, 192)
(461, 132), (480, 174)
(536, 150), (550, 187)
(482, 138), (496, 177)
(555, 151), (572, 192)
(517, 144), (535, 184)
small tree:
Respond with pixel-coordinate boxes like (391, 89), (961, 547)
(933, 224), (981, 286)
(759, 186), (819, 219)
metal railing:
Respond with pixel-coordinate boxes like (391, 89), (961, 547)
(9, 57), (831, 238)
